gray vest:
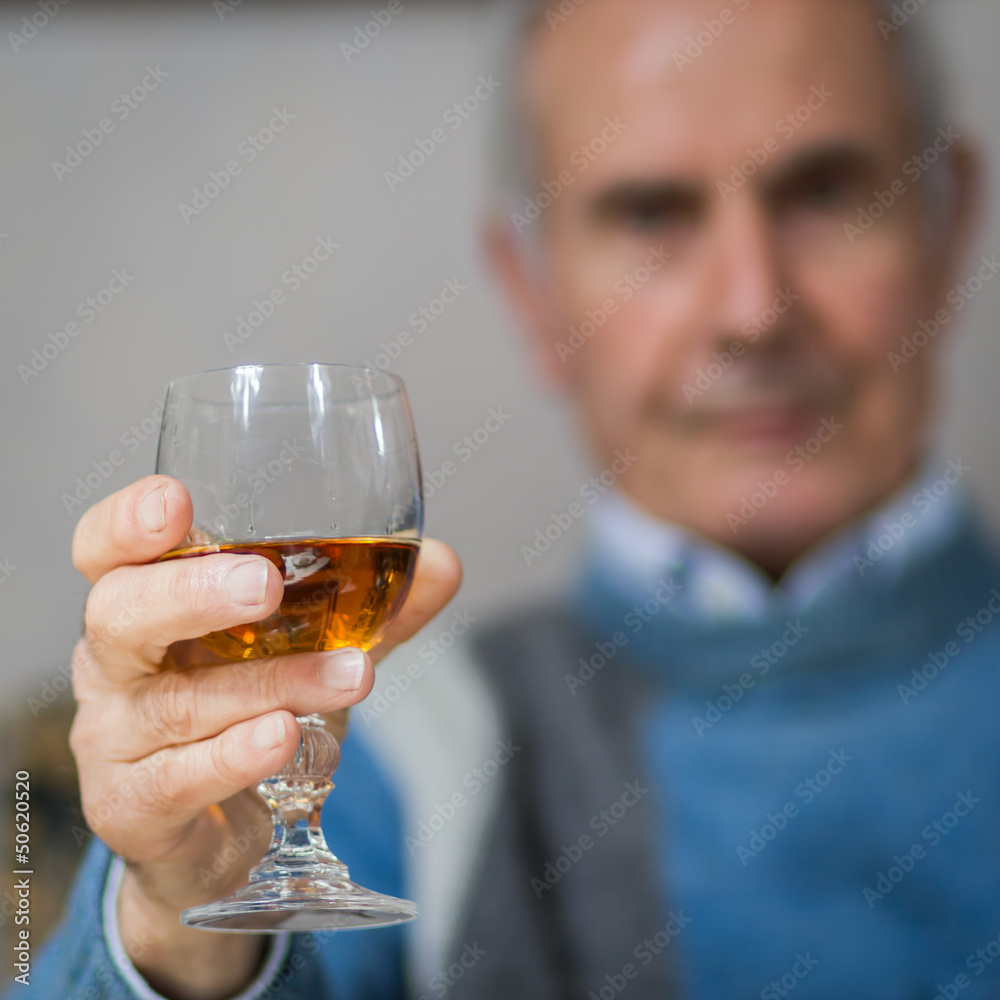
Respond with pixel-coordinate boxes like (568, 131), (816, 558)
(445, 606), (679, 1000)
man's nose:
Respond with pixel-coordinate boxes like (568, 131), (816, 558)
(711, 196), (791, 344)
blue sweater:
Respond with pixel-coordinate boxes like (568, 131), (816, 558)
(22, 727), (409, 1000)
(22, 503), (1000, 999)
(571, 504), (1000, 999)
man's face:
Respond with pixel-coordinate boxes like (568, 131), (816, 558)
(507, 0), (969, 573)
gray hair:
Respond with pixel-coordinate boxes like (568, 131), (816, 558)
(486, 0), (956, 232)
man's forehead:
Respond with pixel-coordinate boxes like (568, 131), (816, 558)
(522, 0), (909, 155)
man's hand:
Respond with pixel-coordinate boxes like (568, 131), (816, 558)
(69, 475), (462, 1000)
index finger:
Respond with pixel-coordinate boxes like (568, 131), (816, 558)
(72, 475), (193, 584)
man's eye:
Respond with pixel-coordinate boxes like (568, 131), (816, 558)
(615, 196), (700, 232)
(589, 186), (702, 235)
(791, 173), (855, 208)
(774, 159), (870, 215)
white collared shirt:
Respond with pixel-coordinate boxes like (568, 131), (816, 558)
(587, 459), (966, 621)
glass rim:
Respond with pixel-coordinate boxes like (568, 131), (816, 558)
(164, 362), (407, 398)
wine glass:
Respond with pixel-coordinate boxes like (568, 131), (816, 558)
(155, 363), (423, 932)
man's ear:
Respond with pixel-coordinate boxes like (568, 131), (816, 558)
(482, 213), (570, 388)
(934, 137), (983, 292)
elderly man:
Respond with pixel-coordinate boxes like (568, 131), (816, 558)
(31, 0), (1000, 998)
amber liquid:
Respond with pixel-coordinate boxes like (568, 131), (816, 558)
(161, 537), (419, 661)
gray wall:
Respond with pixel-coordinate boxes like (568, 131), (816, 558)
(1, 0), (998, 703)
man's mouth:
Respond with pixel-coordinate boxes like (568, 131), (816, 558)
(662, 393), (842, 451)
(707, 400), (824, 448)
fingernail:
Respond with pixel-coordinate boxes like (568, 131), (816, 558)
(321, 648), (365, 691)
(226, 560), (269, 606)
(139, 487), (166, 533)
(251, 714), (286, 751)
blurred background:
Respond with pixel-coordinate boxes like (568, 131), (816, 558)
(1, 0), (999, 952)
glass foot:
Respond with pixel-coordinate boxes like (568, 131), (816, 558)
(181, 715), (418, 933)
(180, 872), (419, 932)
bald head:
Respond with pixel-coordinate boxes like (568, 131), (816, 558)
(497, 0), (950, 227)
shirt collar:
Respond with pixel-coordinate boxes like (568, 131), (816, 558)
(586, 457), (968, 623)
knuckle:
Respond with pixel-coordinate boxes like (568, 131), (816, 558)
(83, 575), (143, 654)
(78, 785), (107, 833)
(133, 752), (178, 814)
(132, 672), (196, 746)
(82, 579), (111, 650)
(71, 490), (125, 578)
(112, 491), (141, 545)
(167, 558), (224, 614)
(130, 747), (190, 816)
(68, 711), (92, 763)
(71, 475), (184, 580)
(209, 730), (243, 789)
(246, 660), (288, 714)
(70, 639), (96, 699)
(79, 768), (138, 838)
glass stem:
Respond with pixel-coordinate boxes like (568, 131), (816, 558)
(251, 714), (348, 883)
